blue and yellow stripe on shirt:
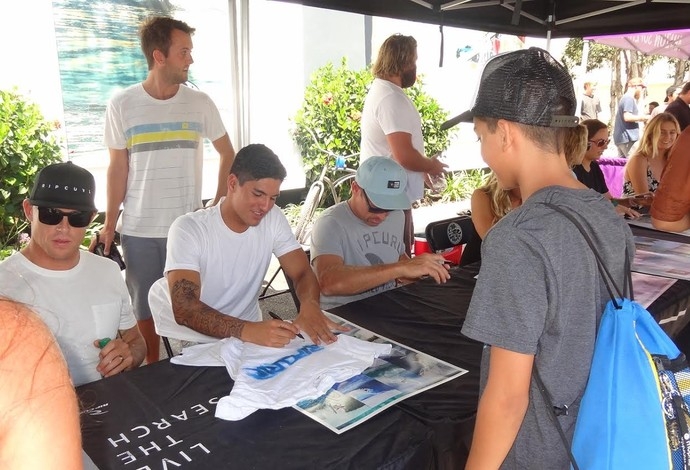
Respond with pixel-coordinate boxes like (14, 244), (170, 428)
(126, 121), (202, 154)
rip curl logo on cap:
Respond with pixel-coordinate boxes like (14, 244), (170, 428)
(40, 183), (93, 195)
(387, 180), (400, 189)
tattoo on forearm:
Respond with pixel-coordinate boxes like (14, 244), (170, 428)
(170, 278), (245, 339)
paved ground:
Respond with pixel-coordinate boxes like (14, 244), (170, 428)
(160, 200), (470, 359)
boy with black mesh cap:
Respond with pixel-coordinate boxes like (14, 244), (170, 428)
(444, 48), (634, 468)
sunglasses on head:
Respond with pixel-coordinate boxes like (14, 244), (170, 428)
(587, 138), (610, 150)
(362, 190), (392, 214)
(37, 207), (93, 227)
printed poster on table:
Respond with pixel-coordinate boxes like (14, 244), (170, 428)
(627, 215), (690, 239)
(293, 312), (467, 434)
(633, 235), (690, 281)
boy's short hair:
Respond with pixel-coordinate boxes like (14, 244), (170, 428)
(442, 47), (579, 154)
(230, 144), (287, 184)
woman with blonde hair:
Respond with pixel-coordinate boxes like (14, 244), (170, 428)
(564, 122), (588, 168)
(470, 171), (522, 240)
(623, 112), (680, 196)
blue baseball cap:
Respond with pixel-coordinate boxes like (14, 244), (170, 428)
(355, 157), (410, 210)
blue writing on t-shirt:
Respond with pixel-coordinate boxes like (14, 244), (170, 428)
(244, 344), (324, 380)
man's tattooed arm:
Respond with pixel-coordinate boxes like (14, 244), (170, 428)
(168, 272), (246, 339)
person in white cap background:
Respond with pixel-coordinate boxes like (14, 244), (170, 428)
(0, 162), (145, 386)
(440, 48), (633, 468)
(310, 156), (450, 310)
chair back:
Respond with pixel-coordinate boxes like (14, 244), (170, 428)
(424, 216), (476, 252)
(148, 278), (217, 344)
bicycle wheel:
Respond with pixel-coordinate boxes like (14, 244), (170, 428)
(294, 181), (324, 244)
(331, 170), (357, 204)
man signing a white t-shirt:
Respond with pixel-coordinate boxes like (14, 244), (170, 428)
(159, 144), (341, 346)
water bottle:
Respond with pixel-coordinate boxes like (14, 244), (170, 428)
(335, 155), (346, 170)
(429, 153), (447, 194)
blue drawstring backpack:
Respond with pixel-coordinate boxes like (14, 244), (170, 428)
(535, 204), (690, 470)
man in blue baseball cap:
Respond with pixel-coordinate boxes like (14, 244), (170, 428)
(310, 156), (450, 310)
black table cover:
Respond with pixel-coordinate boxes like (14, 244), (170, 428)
(79, 258), (689, 470)
(78, 360), (434, 470)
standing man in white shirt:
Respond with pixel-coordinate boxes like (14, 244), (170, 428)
(102, 16), (236, 363)
(360, 34), (446, 255)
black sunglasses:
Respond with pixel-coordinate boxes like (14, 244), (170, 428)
(362, 190), (392, 214)
(37, 207), (93, 228)
(587, 138), (610, 150)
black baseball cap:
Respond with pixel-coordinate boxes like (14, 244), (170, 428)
(28, 161), (97, 212)
(441, 47), (579, 130)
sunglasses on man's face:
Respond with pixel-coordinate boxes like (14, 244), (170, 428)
(587, 138), (610, 150)
(362, 190), (392, 214)
(37, 207), (93, 228)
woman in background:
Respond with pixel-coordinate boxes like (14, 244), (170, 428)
(575, 119), (640, 218)
(623, 112), (680, 196)
(574, 119), (611, 194)
(470, 171), (522, 241)
(0, 298), (83, 469)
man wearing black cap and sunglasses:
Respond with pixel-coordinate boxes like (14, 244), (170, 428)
(310, 156), (450, 310)
(0, 162), (145, 386)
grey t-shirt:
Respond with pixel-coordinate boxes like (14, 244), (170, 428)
(310, 201), (406, 310)
(461, 186), (634, 469)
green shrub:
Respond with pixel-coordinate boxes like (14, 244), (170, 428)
(0, 89), (63, 255)
(292, 58), (454, 203)
(439, 169), (488, 203)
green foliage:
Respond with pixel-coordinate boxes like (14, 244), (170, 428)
(0, 89), (63, 250)
(562, 38), (618, 75)
(81, 221), (104, 250)
(562, 37), (662, 78)
(439, 169), (488, 203)
(282, 203), (324, 228)
(0, 220), (29, 260)
(292, 59), (370, 184)
(292, 58), (454, 203)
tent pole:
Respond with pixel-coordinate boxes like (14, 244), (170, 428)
(575, 40), (591, 122)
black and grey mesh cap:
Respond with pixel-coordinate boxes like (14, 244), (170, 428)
(441, 47), (579, 130)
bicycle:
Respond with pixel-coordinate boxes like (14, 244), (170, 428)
(293, 129), (358, 244)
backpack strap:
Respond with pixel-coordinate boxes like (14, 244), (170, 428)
(543, 202), (630, 307)
(533, 365), (581, 470)
(530, 202), (632, 469)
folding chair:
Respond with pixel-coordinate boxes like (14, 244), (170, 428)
(424, 215), (477, 265)
(148, 278), (218, 357)
(259, 194), (317, 307)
